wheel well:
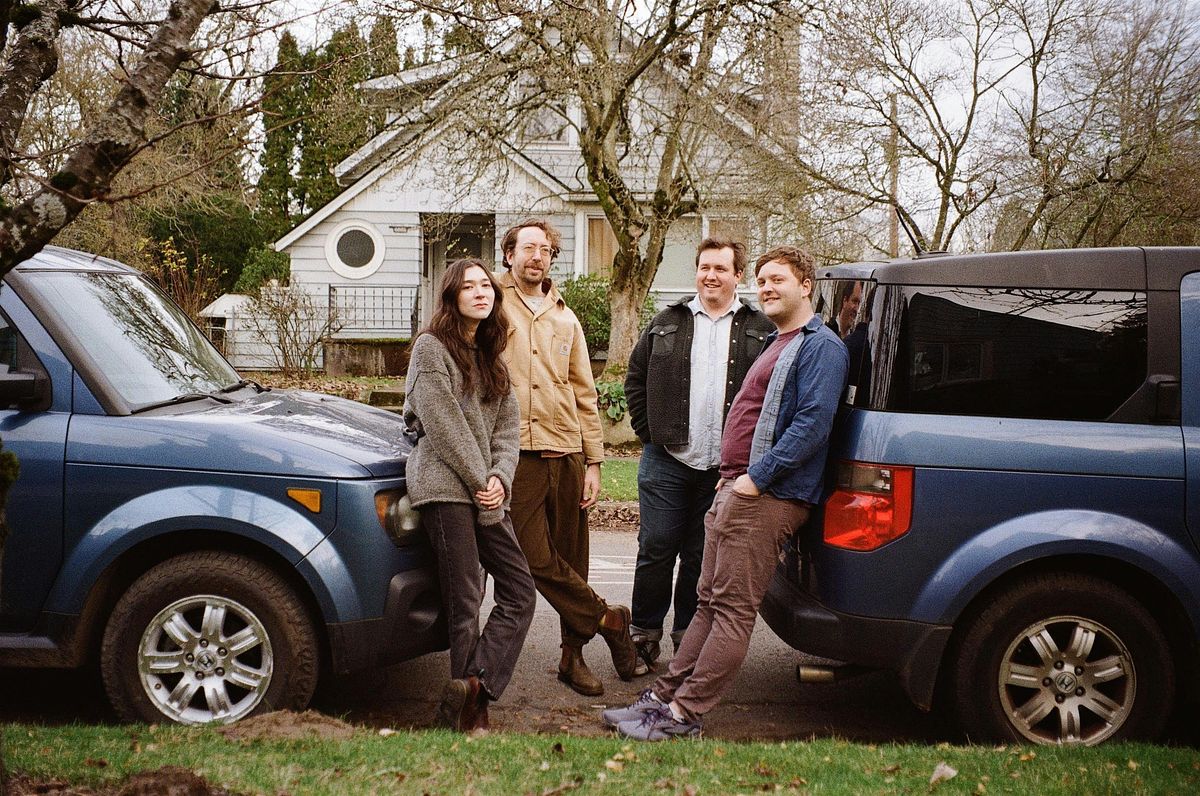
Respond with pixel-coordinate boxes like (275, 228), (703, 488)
(75, 532), (329, 672)
(936, 554), (1198, 707)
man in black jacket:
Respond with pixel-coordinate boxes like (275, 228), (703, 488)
(624, 236), (775, 673)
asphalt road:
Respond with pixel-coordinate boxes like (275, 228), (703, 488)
(0, 530), (944, 742)
(317, 529), (945, 742)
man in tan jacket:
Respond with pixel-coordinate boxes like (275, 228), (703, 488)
(498, 218), (638, 696)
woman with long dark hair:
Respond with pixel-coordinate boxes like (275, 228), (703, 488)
(403, 257), (535, 732)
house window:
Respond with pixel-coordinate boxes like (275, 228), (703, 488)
(325, 220), (385, 279)
(587, 217), (618, 277)
(516, 78), (569, 144)
(707, 217), (752, 247)
(656, 218), (702, 287)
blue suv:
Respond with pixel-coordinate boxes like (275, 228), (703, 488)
(760, 247), (1199, 746)
(0, 247), (444, 725)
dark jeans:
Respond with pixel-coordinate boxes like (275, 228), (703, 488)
(631, 443), (720, 634)
(422, 503), (536, 700)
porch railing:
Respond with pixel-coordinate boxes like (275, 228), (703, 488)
(329, 284), (420, 335)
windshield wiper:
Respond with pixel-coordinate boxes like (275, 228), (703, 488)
(131, 392), (234, 414)
(219, 378), (267, 394)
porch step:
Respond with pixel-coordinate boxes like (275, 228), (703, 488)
(367, 389), (405, 412)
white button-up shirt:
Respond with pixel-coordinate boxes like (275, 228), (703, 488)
(666, 295), (739, 470)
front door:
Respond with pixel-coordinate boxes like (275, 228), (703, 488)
(419, 214), (495, 326)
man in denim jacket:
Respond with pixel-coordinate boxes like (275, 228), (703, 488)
(604, 245), (849, 740)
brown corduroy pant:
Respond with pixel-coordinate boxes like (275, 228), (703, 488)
(510, 451), (608, 647)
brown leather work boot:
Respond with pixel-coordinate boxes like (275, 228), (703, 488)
(439, 675), (488, 732)
(558, 644), (604, 696)
(598, 605), (639, 681)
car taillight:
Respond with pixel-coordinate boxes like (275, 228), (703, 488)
(823, 462), (913, 551)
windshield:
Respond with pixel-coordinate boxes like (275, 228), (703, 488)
(25, 271), (240, 409)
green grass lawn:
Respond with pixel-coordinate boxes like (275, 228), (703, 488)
(602, 457), (639, 501)
(3, 723), (1196, 795)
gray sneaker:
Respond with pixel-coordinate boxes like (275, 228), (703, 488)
(601, 688), (664, 728)
(617, 705), (703, 741)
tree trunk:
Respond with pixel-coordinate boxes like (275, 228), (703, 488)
(604, 280), (648, 380)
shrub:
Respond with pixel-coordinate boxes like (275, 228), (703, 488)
(558, 275), (657, 356)
(235, 246), (290, 292)
(595, 380), (628, 422)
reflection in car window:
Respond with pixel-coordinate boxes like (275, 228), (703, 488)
(0, 314), (17, 374)
(23, 273), (239, 408)
(870, 286), (1147, 421)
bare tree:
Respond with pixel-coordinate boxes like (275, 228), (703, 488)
(379, 0), (804, 372)
(0, 0), (291, 275)
(242, 284), (345, 376)
(997, 0), (1200, 249)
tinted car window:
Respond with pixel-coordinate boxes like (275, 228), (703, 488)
(873, 286), (1146, 420)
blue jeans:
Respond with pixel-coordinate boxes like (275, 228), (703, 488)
(631, 444), (720, 634)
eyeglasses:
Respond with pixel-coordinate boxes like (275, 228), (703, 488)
(520, 244), (554, 258)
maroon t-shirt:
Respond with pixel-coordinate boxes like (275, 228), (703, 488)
(719, 328), (802, 479)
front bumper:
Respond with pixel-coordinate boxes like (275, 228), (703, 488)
(326, 566), (447, 674)
(759, 563), (952, 711)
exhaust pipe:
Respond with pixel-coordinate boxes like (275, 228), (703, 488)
(795, 663), (873, 684)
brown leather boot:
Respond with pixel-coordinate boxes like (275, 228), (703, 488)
(439, 676), (487, 732)
(558, 644), (604, 696)
(598, 605), (639, 681)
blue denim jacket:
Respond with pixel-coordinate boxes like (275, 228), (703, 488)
(746, 315), (848, 503)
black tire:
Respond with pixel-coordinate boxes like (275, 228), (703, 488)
(101, 551), (319, 725)
(951, 572), (1173, 746)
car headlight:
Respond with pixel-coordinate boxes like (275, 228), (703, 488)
(375, 489), (422, 546)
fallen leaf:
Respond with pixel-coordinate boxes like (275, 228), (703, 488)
(755, 762), (776, 777)
(1019, 752), (1036, 762)
(1127, 760), (1139, 771)
(714, 747), (727, 757)
(605, 760), (624, 772)
(929, 761), (958, 785)
(881, 764), (901, 774)
(654, 778), (675, 789)
(683, 786), (699, 796)
(85, 758), (108, 768)
(552, 742), (565, 755)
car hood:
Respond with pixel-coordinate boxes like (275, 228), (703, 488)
(67, 389), (413, 479)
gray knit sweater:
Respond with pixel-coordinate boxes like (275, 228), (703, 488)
(403, 334), (520, 526)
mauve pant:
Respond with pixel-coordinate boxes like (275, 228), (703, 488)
(422, 503), (536, 699)
(652, 481), (809, 719)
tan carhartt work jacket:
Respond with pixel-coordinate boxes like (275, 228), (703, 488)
(497, 270), (604, 464)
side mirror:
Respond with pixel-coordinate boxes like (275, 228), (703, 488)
(0, 370), (46, 409)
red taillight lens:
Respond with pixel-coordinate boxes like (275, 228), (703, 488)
(823, 462), (913, 551)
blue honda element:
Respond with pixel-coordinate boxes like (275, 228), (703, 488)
(0, 247), (444, 725)
(760, 247), (1199, 746)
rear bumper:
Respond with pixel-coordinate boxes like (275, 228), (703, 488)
(759, 564), (952, 710)
(327, 566), (447, 674)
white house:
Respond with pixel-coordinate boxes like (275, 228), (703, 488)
(213, 50), (773, 369)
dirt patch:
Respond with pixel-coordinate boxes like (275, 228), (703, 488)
(589, 500), (639, 532)
(4, 767), (236, 796)
(215, 709), (358, 743)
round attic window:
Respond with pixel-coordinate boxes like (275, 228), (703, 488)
(325, 220), (385, 279)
